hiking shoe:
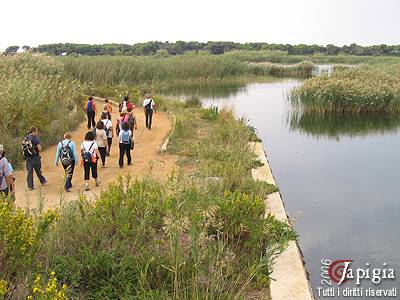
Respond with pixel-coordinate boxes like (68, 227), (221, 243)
(28, 187), (34, 191)
(95, 178), (101, 186)
(41, 179), (48, 186)
(84, 183), (90, 191)
(128, 162), (133, 166)
(64, 187), (71, 193)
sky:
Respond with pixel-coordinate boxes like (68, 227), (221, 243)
(1, 0), (399, 51)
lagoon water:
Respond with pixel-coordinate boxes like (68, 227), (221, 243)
(162, 80), (400, 298)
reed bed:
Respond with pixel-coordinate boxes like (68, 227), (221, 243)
(250, 61), (314, 78)
(61, 54), (253, 85)
(291, 65), (400, 114)
(224, 50), (400, 65)
(0, 54), (83, 165)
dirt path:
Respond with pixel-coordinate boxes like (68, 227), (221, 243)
(14, 100), (176, 210)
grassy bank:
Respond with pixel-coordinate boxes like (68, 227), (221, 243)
(291, 64), (400, 114)
(0, 54), (84, 166)
(0, 97), (296, 299)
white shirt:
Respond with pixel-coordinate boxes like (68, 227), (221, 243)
(102, 119), (113, 138)
(143, 98), (155, 110)
(81, 141), (98, 158)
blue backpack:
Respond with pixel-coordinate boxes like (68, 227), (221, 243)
(121, 130), (131, 144)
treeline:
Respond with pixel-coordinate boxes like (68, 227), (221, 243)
(4, 41), (400, 56)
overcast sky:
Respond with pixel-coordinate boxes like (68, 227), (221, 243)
(1, 0), (399, 51)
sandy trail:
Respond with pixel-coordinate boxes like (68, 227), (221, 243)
(14, 100), (176, 210)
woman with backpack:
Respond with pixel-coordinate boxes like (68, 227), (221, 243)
(81, 131), (101, 191)
(143, 93), (156, 130)
(55, 132), (79, 192)
(102, 104), (112, 121)
(84, 96), (97, 129)
(101, 112), (113, 156)
(118, 122), (133, 168)
(95, 121), (108, 168)
(116, 110), (129, 136)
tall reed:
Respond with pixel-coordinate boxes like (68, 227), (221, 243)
(291, 65), (400, 114)
(0, 54), (83, 165)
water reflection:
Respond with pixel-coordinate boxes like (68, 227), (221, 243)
(288, 112), (400, 140)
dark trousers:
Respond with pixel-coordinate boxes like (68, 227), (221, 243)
(26, 156), (46, 189)
(62, 161), (75, 189)
(83, 161), (98, 180)
(87, 111), (96, 129)
(98, 147), (107, 166)
(145, 109), (153, 129)
(107, 138), (113, 154)
(119, 143), (132, 167)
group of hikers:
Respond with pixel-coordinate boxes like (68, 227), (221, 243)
(0, 94), (156, 197)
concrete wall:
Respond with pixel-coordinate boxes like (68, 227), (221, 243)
(250, 142), (314, 300)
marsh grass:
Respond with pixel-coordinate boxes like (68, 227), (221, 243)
(291, 64), (400, 114)
(0, 54), (84, 166)
(61, 54), (253, 85)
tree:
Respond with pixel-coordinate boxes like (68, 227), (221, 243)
(4, 46), (19, 55)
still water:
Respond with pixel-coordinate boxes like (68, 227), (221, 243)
(162, 81), (400, 298)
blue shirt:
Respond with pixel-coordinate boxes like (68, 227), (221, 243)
(55, 139), (79, 165)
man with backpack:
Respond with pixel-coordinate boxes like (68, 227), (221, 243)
(127, 107), (138, 131)
(23, 126), (47, 191)
(0, 145), (15, 198)
(85, 96), (97, 129)
(143, 93), (156, 129)
(55, 132), (79, 192)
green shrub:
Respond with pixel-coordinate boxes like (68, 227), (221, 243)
(201, 106), (219, 120)
(37, 177), (295, 298)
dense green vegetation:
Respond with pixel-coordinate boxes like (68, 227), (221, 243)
(291, 64), (400, 114)
(6, 41), (400, 57)
(0, 54), (84, 166)
(0, 100), (296, 299)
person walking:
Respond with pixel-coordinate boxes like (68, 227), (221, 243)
(84, 96), (97, 129)
(118, 122), (133, 168)
(119, 96), (129, 113)
(0, 145), (15, 197)
(95, 121), (108, 167)
(102, 104), (112, 121)
(55, 132), (79, 192)
(22, 126), (47, 191)
(101, 112), (113, 156)
(127, 106), (138, 131)
(116, 110), (129, 136)
(81, 131), (101, 191)
(143, 93), (156, 129)
(104, 98), (113, 120)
